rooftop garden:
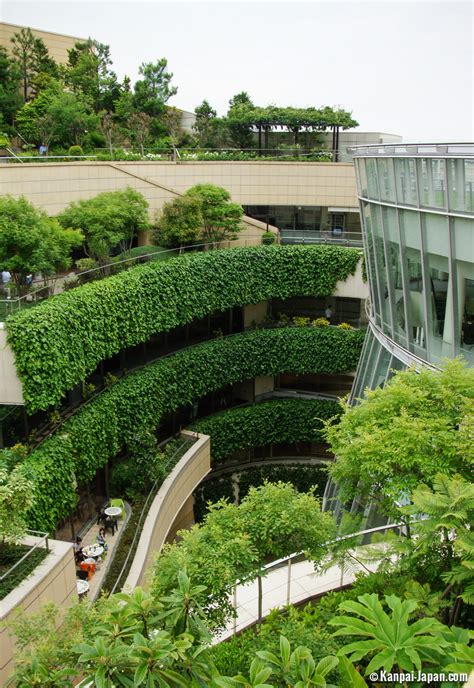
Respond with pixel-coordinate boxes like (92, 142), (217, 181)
(1, 28), (356, 161)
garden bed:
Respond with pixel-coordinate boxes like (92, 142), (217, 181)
(0, 543), (49, 600)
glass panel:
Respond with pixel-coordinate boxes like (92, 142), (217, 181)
(362, 203), (382, 325)
(370, 204), (391, 333)
(382, 206), (407, 346)
(447, 159), (474, 213)
(466, 161), (474, 212)
(377, 158), (396, 202)
(385, 355), (406, 383)
(371, 344), (392, 390)
(399, 209), (426, 356)
(365, 159), (380, 200)
(431, 159), (446, 209)
(454, 217), (474, 365)
(422, 214), (451, 365)
(356, 159), (368, 198)
(394, 158), (418, 205)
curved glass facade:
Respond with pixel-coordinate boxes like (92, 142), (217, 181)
(351, 143), (474, 399)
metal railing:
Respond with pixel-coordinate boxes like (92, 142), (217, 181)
(348, 142), (474, 158)
(280, 229), (364, 247)
(0, 530), (50, 584)
(108, 434), (196, 595)
(0, 236), (269, 320)
(0, 147), (337, 164)
(225, 521), (403, 638)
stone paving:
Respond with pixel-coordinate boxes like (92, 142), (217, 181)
(77, 511), (128, 600)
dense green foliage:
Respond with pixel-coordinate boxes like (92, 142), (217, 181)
(0, 543), (48, 600)
(6, 245), (362, 412)
(22, 326), (363, 531)
(326, 359), (474, 517)
(152, 482), (336, 630)
(194, 463), (330, 521)
(0, 195), (83, 288)
(57, 187), (150, 264)
(185, 184), (244, 242)
(191, 398), (340, 461)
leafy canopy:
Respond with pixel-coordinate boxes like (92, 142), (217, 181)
(0, 195), (83, 286)
(58, 187), (149, 263)
(185, 183), (244, 242)
(325, 359), (474, 515)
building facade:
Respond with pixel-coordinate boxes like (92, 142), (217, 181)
(350, 142), (474, 402)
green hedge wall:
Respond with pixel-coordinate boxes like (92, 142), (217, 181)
(6, 245), (361, 412)
(23, 326), (364, 531)
(191, 398), (340, 461)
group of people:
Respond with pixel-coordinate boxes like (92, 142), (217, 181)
(74, 528), (109, 580)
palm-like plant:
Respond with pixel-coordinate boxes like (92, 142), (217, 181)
(328, 593), (449, 675)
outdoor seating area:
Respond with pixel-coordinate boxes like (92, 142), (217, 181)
(74, 499), (128, 599)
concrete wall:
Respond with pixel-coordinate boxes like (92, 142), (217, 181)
(0, 536), (77, 686)
(124, 431), (211, 591)
(0, 160), (358, 215)
(0, 22), (85, 65)
(0, 325), (24, 405)
(333, 261), (367, 299)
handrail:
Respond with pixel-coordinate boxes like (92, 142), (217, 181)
(348, 142), (474, 158)
(0, 237), (269, 318)
(231, 521), (403, 590)
(109, 435), (195, 595)
(0, 530), (49, 583)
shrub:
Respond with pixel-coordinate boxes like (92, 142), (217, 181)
(337, 322), (354, 330)
(7, 245), (362, 412)
(312, 317), (330, 327)
(67, 145), (83, 157)
(262, 231), (276, 245)
(22, 326), (364, 531)
(293, 316), (311, 327)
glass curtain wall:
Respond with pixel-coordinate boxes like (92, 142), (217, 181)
(356, 154), (474, 370)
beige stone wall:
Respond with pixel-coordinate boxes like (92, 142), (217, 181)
(0, 536), (77, 685)
(0, 161), (274, 244)
(0, 22), (85, 65)
(0, 160), (358, 216)
(0, 325), (24, 404)
(124, 431), (211, 591)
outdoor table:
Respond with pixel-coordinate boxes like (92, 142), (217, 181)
(82, 544), (104, 559)
(104, 506), (122, 518)
(76, 579), (90, 596)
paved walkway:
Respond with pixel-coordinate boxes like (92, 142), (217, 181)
(78, 513), (128, 600)
(217, 555), (378, 642)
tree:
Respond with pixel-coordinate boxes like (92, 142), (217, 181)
(58, 188), (149, 265)
(164, 105), (183, 149)
(127, 111), (151, 155)
(0, 449), (35, 546)
(325, 359), (474, 518)
(0, 196), (83, 288)
(329, 593), (450, 676)
(0, 46), (22, 125)
(406, 474), (474, 614)
(99, 110), (121, 155)
(15, 84), (98, 148)
(193, 99), (218, 147)
(133, 59), (177, 119)
(152, 482), (336, 629)
(185, 183), (244, 242)
(226, 92), (255, 148)
(155, 195), (203, 247)
(66, 39), (121, 112)
(10, 28), (57, 102)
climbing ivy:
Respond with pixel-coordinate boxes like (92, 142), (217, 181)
(191, 398), (340, 461)
(6, 245), (362, 412)
(23, 327), (364, 531)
